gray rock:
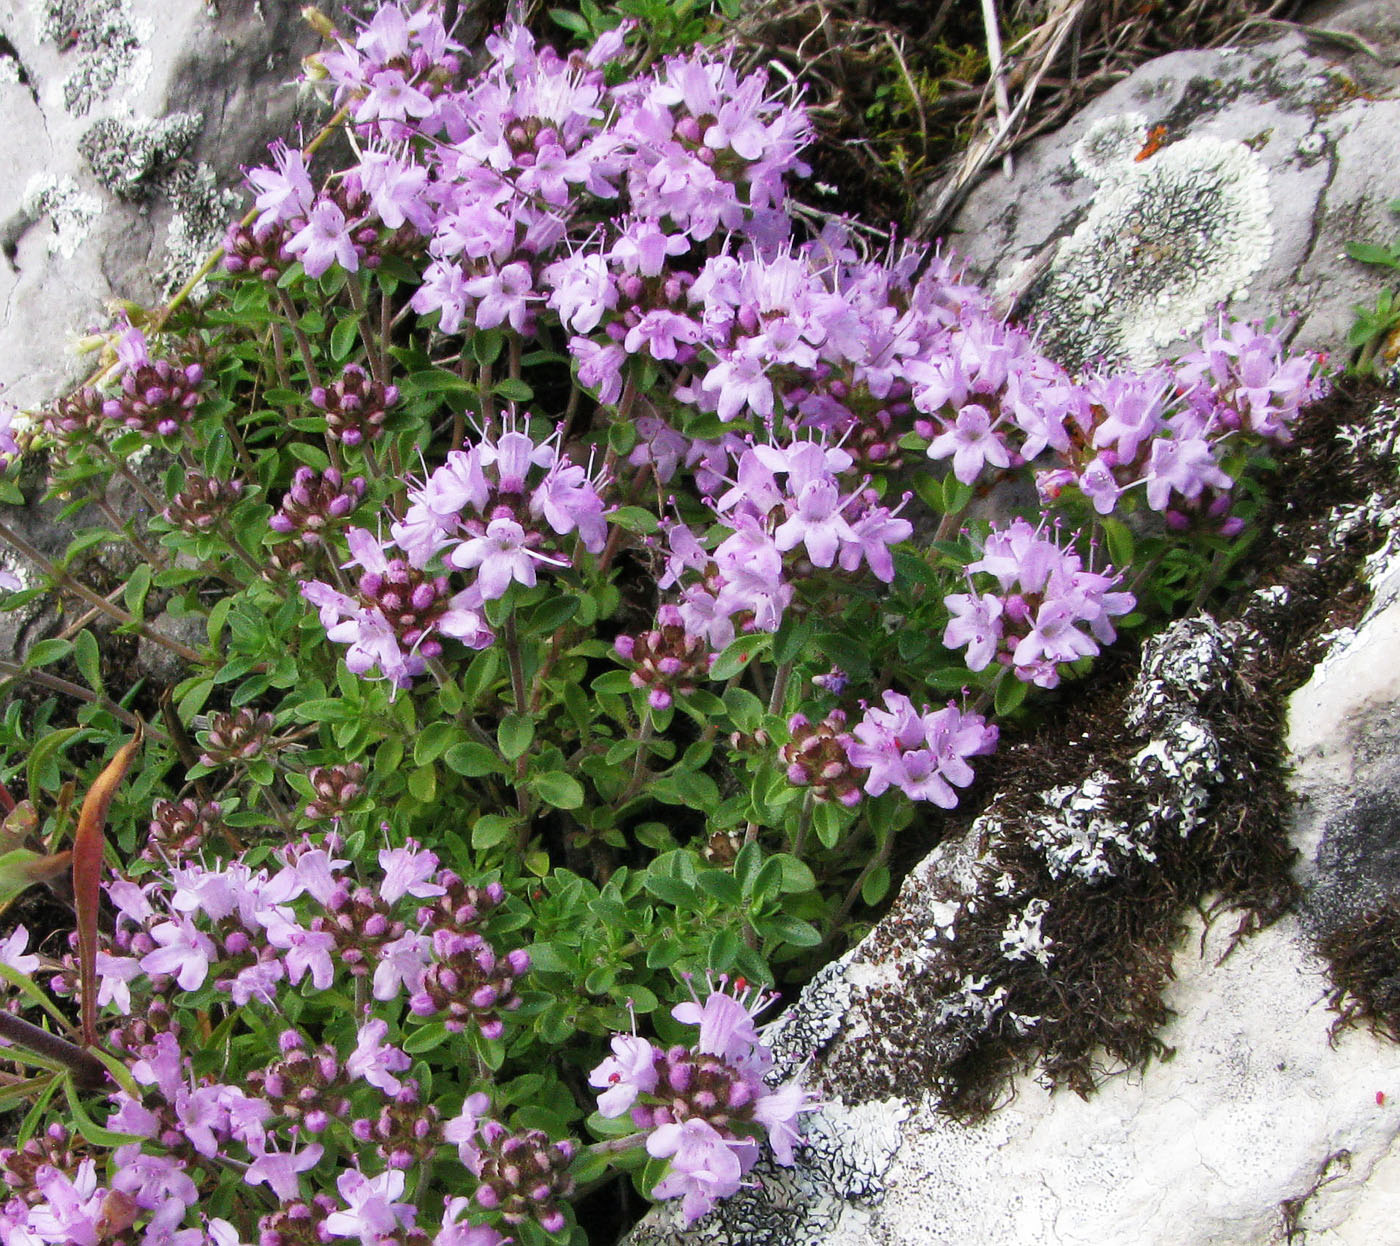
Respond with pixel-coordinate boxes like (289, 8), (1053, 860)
(938, 2), (1400, 368)
(0, 0), (326, 411)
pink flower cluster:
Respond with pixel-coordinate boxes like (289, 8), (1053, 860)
(656, 439), (912, 652)
(845, 691), (998, 806)
(588, 978), (816, 1225)
(942, 518), (1134, 688)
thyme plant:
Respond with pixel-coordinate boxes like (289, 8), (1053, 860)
(0, 4), (1325, 1243)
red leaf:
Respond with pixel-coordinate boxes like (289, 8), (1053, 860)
(73, 724), (141, 1048)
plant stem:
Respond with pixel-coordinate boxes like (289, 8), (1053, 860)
(0, 1013), (107, 1091)
(822, 829), (894, 955)
(0, 518), (201, 663)
(768, 660), (793, 716)
(0, 660), (166, 739)
(347, 277), (388, 386)
(275, 289), (322, 390)
(622, 708), (654, 802)
(790, 790), (815, 859)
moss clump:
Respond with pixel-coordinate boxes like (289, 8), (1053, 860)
(1320, 903), (1400, 1043)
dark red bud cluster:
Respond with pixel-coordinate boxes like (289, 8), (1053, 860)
(310, 363), (398, 447)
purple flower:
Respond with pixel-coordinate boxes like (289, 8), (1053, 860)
(246, 1138), (324, 1203)
(359, 68), (435, 124)
(378, 842), (445, 905)
(247, 140), (314, 229)
(0, 924), (39, 974)
(752, 1078), (818, 1165)
(140, 918), (217, 990)
(927, 403), (1011, 485)
(1143, 436), (1233, 511)
(285, 199), (360, 278)
(449, 516), (566, 599)
(346, 1017), (413, 1094)
(323, 1168), (416, 1242)
(588, 1034), (659, 1117)
(942, 592), (1003, 671)
(465, 262), (536, 332)
(647, 1117), (746, 1225)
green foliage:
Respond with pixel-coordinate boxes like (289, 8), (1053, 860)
(1346, 198), (1400, 377)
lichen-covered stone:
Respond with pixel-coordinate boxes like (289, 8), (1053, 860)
(941, 12), (1400, 365)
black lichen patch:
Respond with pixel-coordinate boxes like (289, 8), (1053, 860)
(819, 379), (1400, 1116)
(1319, 903), (1400, 1043)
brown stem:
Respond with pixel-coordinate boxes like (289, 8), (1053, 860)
(0, 518), (201, 664)
(275, 289), (322, 390)
(347, 277), (388, 387)
(0, 660), (167, 739)
(0, 1013), (108, 1092)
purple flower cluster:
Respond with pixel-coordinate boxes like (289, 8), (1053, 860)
(845, 691), (998, 806)
(393, 415), (609, 596)
(98, 325), (210, 438)
(657, 439), (912, 652)
(614, 603), (714, 710)
(1, 836), (540, 1243)
(1033, 320), (1327, 532)
(942, 518), (1134, 688)
(588, 978), (816, 1225)
(444, 1095), (576, 1235)
(301, 526), (492, 688)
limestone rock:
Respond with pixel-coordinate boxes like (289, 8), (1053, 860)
(938, 1), (1400, 368)
(0, 0), (325, 411)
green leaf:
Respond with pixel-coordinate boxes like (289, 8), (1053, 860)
(407, 368), (474, 394)
(403, 1022), (451, 1055)
(532, 771), (584, 810)
(473, 328), (504, 367)
(444, 742), (505, 777)
(861, 864), (892, 906)
(591, 670), (634, 695)
(1101, 517), (1135, 570)
(696, 869), (742, 907)
(549, 7), (590, 34)
(994, 673), (1031, 716)
(524, 850), (551, 877)
(407, 765), (437, 802)
(1346, 241), (1400, 268)
(493, 377), (534, 403)
(291, 698), (349, 723)
(764, 913), (822, 947)
(707, 927), (741, 972)
(643, 874), (698, 907)
(650, 769), (720, 812)
(772, 615), (817, 666)
(24, 639), (72, 669)
(778, 851), (817, 890)
(413, 721), (460, 766)
(472, 814), (518, 851)
(122, 564), (152, 618)
(708, 632), (772, 682)
(498, 713), (534, 761)
(330, 314), (361, 362)
(722, 686), (764, 732)
(608, 506), (659, 534)
(72, 630), (102, 693)
(64, 1078), (145, 1147)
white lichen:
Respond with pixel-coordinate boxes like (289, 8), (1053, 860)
(22, 173), (103, 258)
(1071, 112), (1150, 183)
(1035, 118), (1273, 366)
(41, 0), (153, 115)
(999, 898), (1054, 966)
(1029, 771), (1156, 881)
